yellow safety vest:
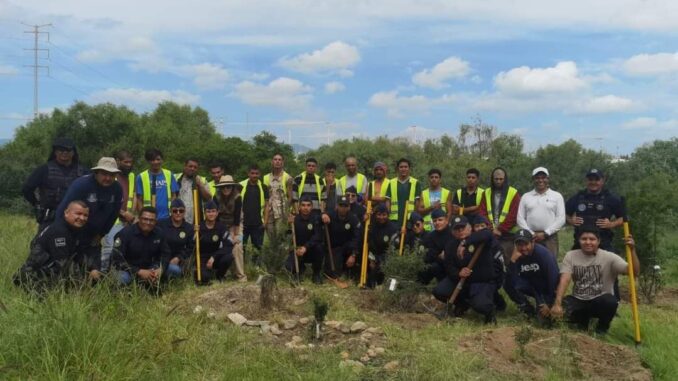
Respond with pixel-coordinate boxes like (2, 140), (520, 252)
(388, 177), (418, 222)
(263, 171), (291, 196)
(421, 187), (450, 231)
(456, 187), (485, 213)
(484, 186), (519, 233)
(239, 179), (266, 217)
(115, 171), (136, 224)
(207, 180), (217, 197)
(338, 173), (367, 195)
(140, 169), (173, 208)
(299, 171), (322, 203)
(369, 178), (390, 198)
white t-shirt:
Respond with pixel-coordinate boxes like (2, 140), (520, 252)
(561, 249), (628, 300)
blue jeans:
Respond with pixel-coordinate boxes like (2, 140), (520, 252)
(101, 223), (125, 272)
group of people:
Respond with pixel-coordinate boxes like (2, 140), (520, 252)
(14, 137), (640, 335)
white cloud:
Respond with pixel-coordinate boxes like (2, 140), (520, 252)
(494, 61), (588, 95)
(621, 117), (657, 129)
(88, 88), (200, 108)
(324, 81), (345, 94)
(368, 90), (456, 118)
(412, 57), (470, 89)
(278, 41), (360, 76)
(233, 77), (313, 110)
(176, 63), (230, 90)
(0, 64), (19, 76)
(574, 95), (634, 114)
(622, 52), (678, 76)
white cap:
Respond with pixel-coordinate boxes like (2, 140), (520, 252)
(532, 167), (549, 177)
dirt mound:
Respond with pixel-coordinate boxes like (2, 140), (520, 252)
(459, 326), (651, 380)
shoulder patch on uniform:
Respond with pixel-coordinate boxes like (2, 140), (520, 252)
(54, 237), (66, 247)
(383, 235), (389, 242)
(212, 235), (219, 242)
(307, 223), (313, 230)
(344, 223), (351, 230)
(114, 238), (122, 247)
(179, 231), (186, 239)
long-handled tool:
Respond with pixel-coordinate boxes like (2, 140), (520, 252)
(398, 200), (410, 256)
(359, 201), (373, 288)
(623, 220), (641, 345)
(193, 188), (202, 284)
(446, 243), (486, 314)
(290, 219), (300, 284)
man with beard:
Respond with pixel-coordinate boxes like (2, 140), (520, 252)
(479, 167), (521, 262)
(365, 203), (399, 288)
(287, 196), (324, 284)
(367, 161), (390, 208)
(22, 137), (88, 232)
(418, 209), (450, 285)
(55, 157), (123, 281)
(175, 158), (211, 224)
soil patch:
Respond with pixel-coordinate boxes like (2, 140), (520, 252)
(459, 326), (651, 380)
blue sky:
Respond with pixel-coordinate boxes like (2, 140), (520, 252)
(1, 1), (677, 154)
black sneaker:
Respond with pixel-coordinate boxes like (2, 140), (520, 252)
(312, 273), (323, 285)
(494, 292), (507, 312)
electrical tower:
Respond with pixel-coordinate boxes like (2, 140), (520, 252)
(23, 23), (51, 119)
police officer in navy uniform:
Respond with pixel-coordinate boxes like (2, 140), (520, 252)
(324, 195), (361, 279)
(112, 206), (171, 288)
(287, 196), (324, 284)
(365, 203), (399, 288)
(158, 199), (194, 280)
(196, 200), (234, 284)
(565, 169), (624, 251)
(418, 209), (450, 285)
(13, 201), (89, 292)
(22, 137), (88, 232)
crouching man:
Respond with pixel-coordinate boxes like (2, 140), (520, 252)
(111, 206), (172, 287)
(506, 229), (560, 321)
(551, 226), (640, 335)
(433, 216), (499, 324)
(13, 201), (90, 291)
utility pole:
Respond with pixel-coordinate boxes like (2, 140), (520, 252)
(23, 23), (51, 119)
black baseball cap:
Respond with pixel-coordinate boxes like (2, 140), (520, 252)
(337, 195), (350, 206)
(586, 168), (604, 179)
(514, 229), (534, 243)
(451, 215), (469, 228)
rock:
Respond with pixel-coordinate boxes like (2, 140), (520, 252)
(260, 323), (271, 334)
(193, 305), (203, 314)
(282, 320), (297, 330)
(366, 327), (383, 335)
(285, 342), (295, 349)
(299, 317), (310, 325)
(383, 361), (400, 372)
(245, 320), (269, 327)
(325, 320), (341, 328)
(367, 349), (377, 357)
(360, 355), (370, 363)
(228, 298), (237, 304)
(340, 360), (365, 369)
(270, 324), (283, 335)
(227, 313), (247, 326)
(307, 343), (315, 348)
(350, 321), (368, 333)
(374, 347), (385, 355)
(293, 298), (307, 306)
(291, 335), (304, 344)
(340, 324), (351, 334)
(360, 332), (373, 341)
(206, 311), (216, 319)
(341, 351), (350, 360)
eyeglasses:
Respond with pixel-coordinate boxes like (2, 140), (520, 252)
(346, 194), (357, 198)
(171, 209), (185, 214)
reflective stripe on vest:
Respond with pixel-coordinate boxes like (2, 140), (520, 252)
(115, 171), (136, 224)
(370, 178), (390, 198)
(338, 173), (366, 194)
(140, 169), (172, 208)
(263, 172), (291, 196)
(388, 177), (418, 221)
(239, 179), (266, 217)
(422, 187), (450, 231)
(207, 180), (216, 197)
(300, 171), (322, 203)
(485, 186), (519, 232)
(456, 187), (484, 207)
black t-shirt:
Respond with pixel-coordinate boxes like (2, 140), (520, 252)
(452, 187), (482, 212)
(242, 182), (270, 227)
(158, 218), (194, 261)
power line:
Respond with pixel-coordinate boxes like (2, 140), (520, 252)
(22, 23), (51, 119)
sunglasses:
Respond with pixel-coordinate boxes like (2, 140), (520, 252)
(171, 209), (185, 214)
(221, 185), (234, 189)
(346, 194), (357, 198)
(55, 147), (74, 152)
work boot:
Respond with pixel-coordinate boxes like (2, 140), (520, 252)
(484, 313), (497, 325)
(312, 272), (323, 285)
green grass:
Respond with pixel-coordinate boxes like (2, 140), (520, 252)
(1, 213), (676, 380)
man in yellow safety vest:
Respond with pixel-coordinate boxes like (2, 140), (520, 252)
(479, 167), (521, 262)
(337, 155), (368, 200)
(417, 168), (452, 231)
(452, 168), (484, 218)
(135, 148), (179, 221)
(385, 158), (422, 227)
